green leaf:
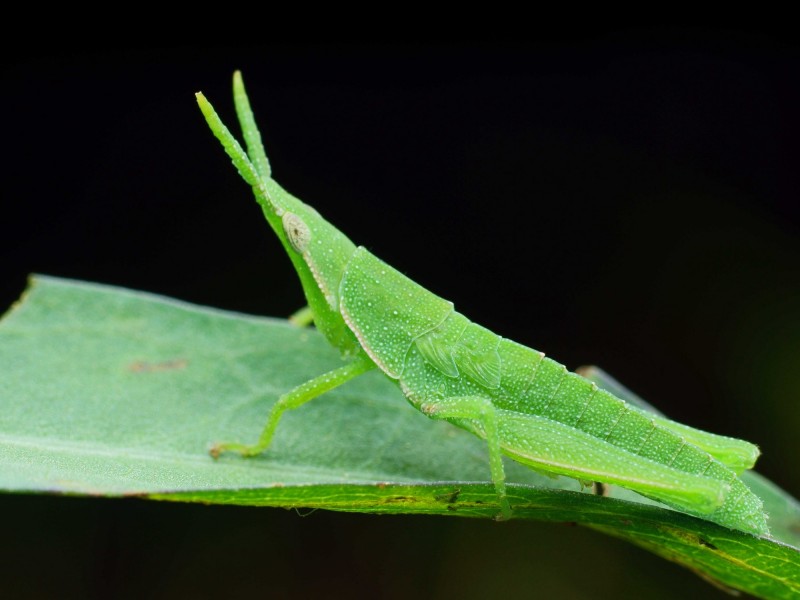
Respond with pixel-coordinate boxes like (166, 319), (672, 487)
(1, 276), (799, 599)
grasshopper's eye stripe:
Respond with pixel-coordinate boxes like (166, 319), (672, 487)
(282, 212), (311, 253)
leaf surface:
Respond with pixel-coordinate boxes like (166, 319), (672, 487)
(1, 276), (798, 599)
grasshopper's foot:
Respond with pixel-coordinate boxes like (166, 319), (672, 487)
(493, 497), (512, 522)
(209, 442), (265, 459)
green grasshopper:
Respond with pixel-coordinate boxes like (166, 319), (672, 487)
(196, 72), (768, 535)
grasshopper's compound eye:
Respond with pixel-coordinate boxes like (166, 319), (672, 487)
(283, 212), (311, 253)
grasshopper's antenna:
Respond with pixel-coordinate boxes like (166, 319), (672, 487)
(196, 90), (283, 216)
(196, 91), (261, 188)
(233, 71), (271, 180)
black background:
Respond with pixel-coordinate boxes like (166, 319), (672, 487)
(2, 37), (799, 598)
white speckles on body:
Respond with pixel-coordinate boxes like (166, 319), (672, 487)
(340, 247), (453, 379)
(336, 248), (769, 534)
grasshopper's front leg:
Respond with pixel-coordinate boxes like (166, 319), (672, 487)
(211, 357), (375, 458)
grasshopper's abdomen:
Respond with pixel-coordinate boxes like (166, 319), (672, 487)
(491, 342), (766, 532)
(340, 247), (767, 534)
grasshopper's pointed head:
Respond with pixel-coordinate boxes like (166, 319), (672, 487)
(258, 177), (359, 318)
(196, 74), (360, 356)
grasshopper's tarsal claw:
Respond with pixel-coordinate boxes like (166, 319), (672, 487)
(494, 498), (513, 522)
(209, 442), (264, 459)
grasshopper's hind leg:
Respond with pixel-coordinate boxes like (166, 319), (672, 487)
(420, 396), (511, 520)
(211, 357), (375, 458)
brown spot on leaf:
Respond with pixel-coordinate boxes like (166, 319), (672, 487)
(382, 496), (415, 504)
(698, 538), (718, 550)
(435, 489), (461, 504)
(128, 358), (189, 373)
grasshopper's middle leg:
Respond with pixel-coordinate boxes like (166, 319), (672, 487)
(420, 395), (511, 520)
(288, 305), (314, 327)
(211, 357), (375, 458)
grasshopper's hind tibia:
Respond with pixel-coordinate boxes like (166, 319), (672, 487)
(494, 410), (730, 512)
(211, 358), (375, 458)
(495, 409), (767, 534)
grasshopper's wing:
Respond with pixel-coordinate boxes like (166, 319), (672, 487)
(578, 366), (760, 474)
